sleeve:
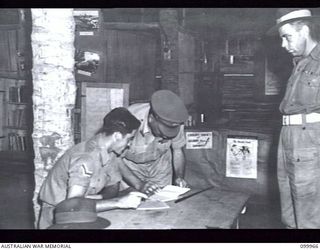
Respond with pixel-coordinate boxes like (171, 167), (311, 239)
(68, 154), (94, 189)
(105, 156), (123, 187)
(171, 125), (186, 149)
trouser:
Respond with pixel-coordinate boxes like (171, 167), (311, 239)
(277, 123), (320, 228)
(38, 202), (55, 229)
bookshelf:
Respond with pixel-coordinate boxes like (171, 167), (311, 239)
(0, 78), (32, 159)
(0, 10), (33, 163)
(217, 34), (283, 134)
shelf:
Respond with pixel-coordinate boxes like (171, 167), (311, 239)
(0, 151), (34, 170)
(7, 102), (28, 105)
(0, 150), (32, 160)
(4, 126), (28, 130)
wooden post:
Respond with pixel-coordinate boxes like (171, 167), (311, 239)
(159, 9), (180, 95)
(31, 9), (76, 228)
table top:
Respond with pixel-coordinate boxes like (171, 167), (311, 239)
(99, 188), (250, 229)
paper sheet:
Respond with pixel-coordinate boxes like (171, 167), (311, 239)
(137, 200), (170, 211)
(149, 185), (191, 202)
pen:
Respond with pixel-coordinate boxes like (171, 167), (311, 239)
(174, 186), (215, 203)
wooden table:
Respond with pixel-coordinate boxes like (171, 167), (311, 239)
(99, 188), (250, 229)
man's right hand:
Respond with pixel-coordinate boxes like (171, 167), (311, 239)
(141, 182), (162, 196)
(116, 191), (148, 209)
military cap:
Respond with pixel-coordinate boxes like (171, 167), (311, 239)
(150, 90), (188, 138)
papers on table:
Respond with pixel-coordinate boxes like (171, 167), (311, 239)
(137, 200), (170, 210)
(149, 185), (191, 202)
(136, 185), (191, 211)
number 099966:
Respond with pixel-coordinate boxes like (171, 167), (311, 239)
(300, 244), (318, 248)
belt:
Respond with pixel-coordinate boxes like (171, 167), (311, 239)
(282, 113), (320, 125)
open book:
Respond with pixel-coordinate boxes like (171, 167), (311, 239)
(136, 185), (191, 210)
(148, 185), (191, 202)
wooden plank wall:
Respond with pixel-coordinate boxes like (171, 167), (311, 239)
(178, 31), (195, 106)
(104, 29), (158, 102)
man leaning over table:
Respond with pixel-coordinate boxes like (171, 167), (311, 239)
(117, 90), (189, 195)
(38, 107), (146, 229)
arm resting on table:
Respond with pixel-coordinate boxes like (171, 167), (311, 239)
(67, 184), (142, 212)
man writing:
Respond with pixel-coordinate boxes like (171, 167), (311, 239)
(38, 107), (146, 229)
(118, 90), (189, 194)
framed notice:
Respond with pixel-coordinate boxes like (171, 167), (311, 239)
(75, 49), (100, 77)
(186, 132), (212, 149)
(80, 82), (129, 141)
(73, 9), (100, 35)
(226, 136), (258, 179)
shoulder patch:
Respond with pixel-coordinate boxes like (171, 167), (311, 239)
(79, 163), (93, 177)
(71, 154), (94, 177)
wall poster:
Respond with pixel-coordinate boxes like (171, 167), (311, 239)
(186, 132), (212, 149)
(226, 136), (258, 179)
(73, 10), (99, 35)
(75, 49), (100, 76)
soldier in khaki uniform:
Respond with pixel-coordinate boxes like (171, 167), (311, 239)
(38, 107), (145, 229)
(118, 90), (189, 194)
(268, 8), (320, 228)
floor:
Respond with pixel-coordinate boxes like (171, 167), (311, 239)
(239, 199), (284, 229)
(0, 162), (284, 229)
(0, 168), (35, 229)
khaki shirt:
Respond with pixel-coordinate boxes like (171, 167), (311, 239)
(121, 103), (185, 185)
(39, 136), (121, 206)
(280, 43), (320, 114)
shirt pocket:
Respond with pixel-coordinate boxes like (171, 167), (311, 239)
(297, 72), (320, 105)
(124, 141), (171, 164)
(124, 144), (156, 163)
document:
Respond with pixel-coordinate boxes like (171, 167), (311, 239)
(137, 200), (170, 211)
(149, 185), (191, 202)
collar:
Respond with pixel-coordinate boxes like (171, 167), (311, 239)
(139, 108), (152, 136)
(309, 43), (320, 61)
(292, 43), (320, 65)
(85, 136), (110, 166)
(99, 149), (111, 167)
(85, 137), (98, 152)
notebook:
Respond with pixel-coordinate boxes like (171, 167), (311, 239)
(148, 185), (191, 202)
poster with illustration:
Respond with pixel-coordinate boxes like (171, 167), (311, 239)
(73, 10), (99, 35)
(226, 137), (258, 179)
(75, 50), (100, 76)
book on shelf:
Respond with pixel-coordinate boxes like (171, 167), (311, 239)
(8, 131), (28, 152)
(7, 108), (27, 128)
(8, 85), (29, 103)
(9, 86), (19, 102)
